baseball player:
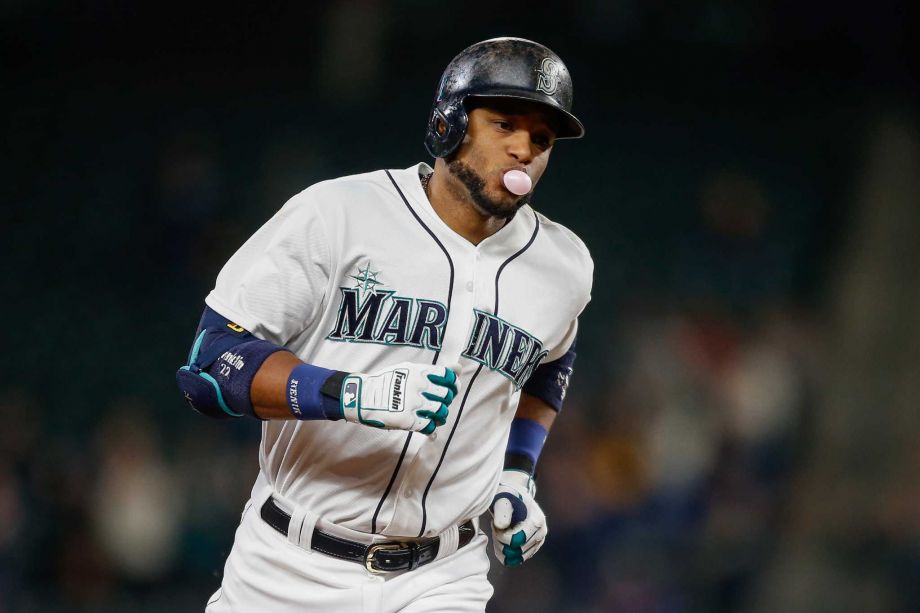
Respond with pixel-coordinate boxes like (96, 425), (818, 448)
(176, 37), (593, 612)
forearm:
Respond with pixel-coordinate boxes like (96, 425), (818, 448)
(250, 351), (312, 419)
(505, 393), (556, 476)
(513, 393), (557, 430)
(177, 306), (457, 433)
(491, 393), (557, 568)
(506, 339), (575, 474)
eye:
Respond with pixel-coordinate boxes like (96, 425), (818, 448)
(532, 134), (552, 150)
(494, 120), (513, 131)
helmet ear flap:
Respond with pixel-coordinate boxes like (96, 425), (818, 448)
(424, 103), (469, 159)
(435, 116), (449, 136)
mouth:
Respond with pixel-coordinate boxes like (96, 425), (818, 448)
(499, 166), (533, 196)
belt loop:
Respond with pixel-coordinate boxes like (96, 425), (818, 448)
(433, 523), (459, 562)
(286, 504), (319, 551)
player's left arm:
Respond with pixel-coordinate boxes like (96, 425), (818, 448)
(489, 341), (576, 567)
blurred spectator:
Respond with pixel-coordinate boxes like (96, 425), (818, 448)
(674, 170), (795, 313)
(91, 402), (182, 585)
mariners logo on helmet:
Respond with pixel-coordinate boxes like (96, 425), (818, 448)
(536, 58), (562, 95)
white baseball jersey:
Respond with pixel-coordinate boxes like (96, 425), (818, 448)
(205, 163), (593, 539)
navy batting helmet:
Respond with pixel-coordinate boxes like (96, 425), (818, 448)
(424, 37), (585, 159)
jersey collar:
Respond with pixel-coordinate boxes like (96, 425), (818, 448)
(391, 163), (538, 256)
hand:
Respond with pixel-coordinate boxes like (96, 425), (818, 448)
(489, 469), (547, 567)
(340, 362), (458, 435)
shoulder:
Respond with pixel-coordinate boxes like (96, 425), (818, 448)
(532, 210), (594, 291)
(279, 167), (420, 222)
(284, 169), (393, 209)
(256, 170), (391, 238)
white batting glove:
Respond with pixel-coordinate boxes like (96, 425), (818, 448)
(489, 469), (547, 567)
(340, 362), (458, 435)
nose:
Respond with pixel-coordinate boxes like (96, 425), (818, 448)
(506, 128), (534, 164)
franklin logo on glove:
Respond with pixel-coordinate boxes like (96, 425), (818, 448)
(390, 369), (407, 411)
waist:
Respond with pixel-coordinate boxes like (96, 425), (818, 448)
(259, 495), (477, 573)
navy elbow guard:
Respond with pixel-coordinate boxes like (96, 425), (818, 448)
(176, 308), (285, 419)
(521, 342), (576, 413)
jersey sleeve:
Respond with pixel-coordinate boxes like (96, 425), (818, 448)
(549, 238), (592, 362)
(546, 318), (578, 362)
(205, 190), (332, 345)
(536, 213), (594, 363)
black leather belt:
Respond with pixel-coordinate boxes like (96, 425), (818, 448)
(260, 496), (476, 574)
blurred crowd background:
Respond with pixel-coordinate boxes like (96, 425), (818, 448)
(3, 1), (919, 611)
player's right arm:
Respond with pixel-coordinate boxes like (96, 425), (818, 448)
(176, 306), (457, 435)
(175, 186), (456, 435)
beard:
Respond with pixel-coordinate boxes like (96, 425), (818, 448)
(447, 160), (529, 219)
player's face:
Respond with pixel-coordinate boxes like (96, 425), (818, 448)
(447, 99), (557, 219)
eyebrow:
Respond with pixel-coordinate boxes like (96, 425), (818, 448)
(477, 105), (559, 136)
(483, 107), (553, 124)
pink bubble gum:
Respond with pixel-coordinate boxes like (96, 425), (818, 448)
(503, 169), (532, 195)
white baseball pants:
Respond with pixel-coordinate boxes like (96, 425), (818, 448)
(205, 496), (493, 613)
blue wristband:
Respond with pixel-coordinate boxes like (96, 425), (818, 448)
(505, 418), (548, 475)
(286, 363), (345, 420)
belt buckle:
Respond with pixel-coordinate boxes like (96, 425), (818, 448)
(364, 542), (409, 574)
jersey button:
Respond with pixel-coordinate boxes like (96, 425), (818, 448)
(465, 281), (474, 292)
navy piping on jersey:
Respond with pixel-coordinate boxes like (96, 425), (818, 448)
(416, 363), (483, 537)
(370, 435), (411, 534)
(416, 208), (541, 537)
(370, 170), (456, 534)
(383, 170), (454, 365)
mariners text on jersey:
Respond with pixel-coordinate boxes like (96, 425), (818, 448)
(461, 310), (547, 389)
(325, 283), (546, 389)
(327, 288), (448, 350)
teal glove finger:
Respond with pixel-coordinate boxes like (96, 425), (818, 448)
(432, 404), (449, 424)
(422, 388), (455, 404)
(501, 530), (528, 566)
(416, 403), (449, 427)
(427, 369), (458, 397)
(419, 420), (436, 435)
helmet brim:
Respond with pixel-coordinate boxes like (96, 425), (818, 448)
(464, 92), (585, 140)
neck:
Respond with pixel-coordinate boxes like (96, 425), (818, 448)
(425, 160), (507, 245)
